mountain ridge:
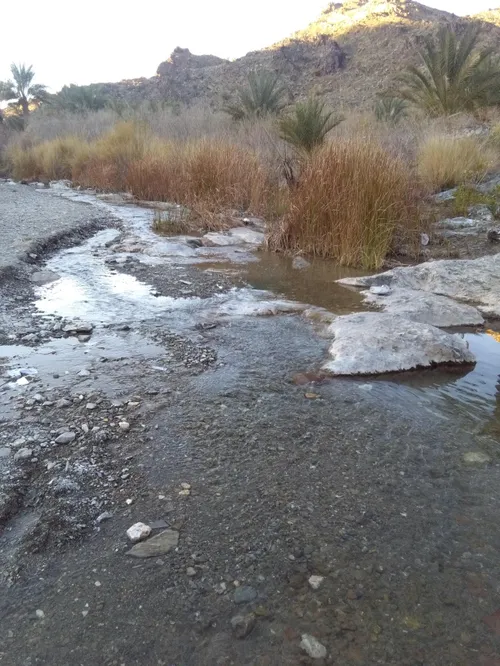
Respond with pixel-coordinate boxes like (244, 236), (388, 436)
(99, 0), (500, 111)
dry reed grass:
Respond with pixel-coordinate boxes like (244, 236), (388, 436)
(417, 135), (495, 191)
(268, 138), (421, 269)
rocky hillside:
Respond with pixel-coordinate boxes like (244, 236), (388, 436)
(100, 0), (500, 111)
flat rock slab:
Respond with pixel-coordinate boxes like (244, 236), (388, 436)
(126, 529), (179, 558)
(203, 228), (265, 247)
(322, 312), (475, 375)
(338, 253), (500, 318)
(362, 288), (484, 327)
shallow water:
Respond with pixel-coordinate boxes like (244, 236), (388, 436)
(28, 184), (500, 431)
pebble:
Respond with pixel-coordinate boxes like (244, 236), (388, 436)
(463, 451), (491, 464)
(300, 634), (327, 659)
(126, 529), (179, 558)
(96, 511), (113, 524)
(370, 285), (392, 296)
(56, 398), (71, 408)
(126, 522), (152, 543)
(77, 369), (91, 377)
(0, 447), (12, 458)
(231, 613), (256, 639)
(86, 403), (97, 410)
(78, 335), (91, 343)
(180, 482), (191, 490)
(118, 421), (130, 431)
(186, 567), (197, 577)
(35, 610), (45, 619)
(233, 586), (257, 604)
(55, 432), (76, 445)
(14, 448), (34, 461)
(308, 575), (324, 590)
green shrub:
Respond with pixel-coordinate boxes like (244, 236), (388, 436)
(224, 70), (286, 120)
(279, 98), (343, 153)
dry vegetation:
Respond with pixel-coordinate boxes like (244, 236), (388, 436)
(4, 104), (500, 269)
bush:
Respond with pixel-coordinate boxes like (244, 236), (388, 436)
(452, 184), (497, 216)
(417, 135), (493, 191)
(397, 26), (500, 116)
(279, 98), (343, 154)
(374, 96), (407, 124)
(268, 139), (420, 269)
(224, 70), (286, 120)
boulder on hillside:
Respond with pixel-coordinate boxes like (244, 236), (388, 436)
(157, 47), (228, 76)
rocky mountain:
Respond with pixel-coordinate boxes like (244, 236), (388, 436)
(100, 0), (500, 112)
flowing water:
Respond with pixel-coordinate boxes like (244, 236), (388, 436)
(8, 182), (500, 435)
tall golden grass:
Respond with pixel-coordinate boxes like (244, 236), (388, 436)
(268, 139), (421, 269)
(9, 110), (498, 269)
(417, 135), (495, 191)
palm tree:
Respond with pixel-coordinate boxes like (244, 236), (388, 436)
(0, 63), (47, 123)
(397, 25), (500, 116)
(279, 98), (343, 154)
(224, 70), (287, 120)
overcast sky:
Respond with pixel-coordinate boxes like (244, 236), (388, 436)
(1, 0), (499, 93)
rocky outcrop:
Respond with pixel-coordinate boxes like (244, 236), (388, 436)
(361, 287), (484, 327)
(338, 253), (500, 318)
(322, 312), (475, 375)
(157, 47), (228, 76)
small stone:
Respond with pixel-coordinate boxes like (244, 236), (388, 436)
(308, 575), (325, 590)
(63, 322), (93, 334)
(304, 392), (320, 399)
(33, 393), (43, 403)
(300, 634), (327, 659)
(487, 227), (500, 243)
(186, 567), (197, 577)
(126, 522), (152, 543)
(126, 529), (179, 558)
(35, 609), (45, 619)
(55, 432), (76, 445)
(77, 369), (91, 377)
(0, 447), (12, 458)
(86, 403), (97, 410)
(179, 489), (191, 496)
(463, 451), (491, 465)
(292, 256), (310, 270)
(56, 398), (71, 408)
(369, 285), (392, 296)
(52, 477), (80, 494)
(96, 511), (113, 523)
(231, 613), (256, 639)
(118, 421), (130, 431)
(233, 586), (257, 604)
(180, 482), (191, 490)
(125, 498), (133, 505)
(14, 448), (33, 461)
(81, 423), (89, 434)
(78, 335), (91, 343)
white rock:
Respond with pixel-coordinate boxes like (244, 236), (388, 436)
(54, 432), (76, 445)
(77, 369), (91, 377)
(300, 634), (327, 659)
(203, 227), (265, 247)
(14, 447), (34, 461)
(463, 451), (491, 464)
(308, 575), (324, 590)
(337, 253), (500, 318)
(322, 313), (475, 375)
(362, 288), (484, 327)
(86, 403), (97, 410)
(118, 421), (130, 431)
(369, 285), (391, 296)
(126, 522), (152, 543)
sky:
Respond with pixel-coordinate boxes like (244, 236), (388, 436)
(1, 0), (500, 93)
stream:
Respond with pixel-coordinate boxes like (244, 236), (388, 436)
(2, 183), (500, 666)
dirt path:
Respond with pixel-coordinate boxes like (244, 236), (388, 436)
(1, 184), (500, 666)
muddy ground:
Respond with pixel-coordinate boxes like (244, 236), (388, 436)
(1, 184), (500, 666)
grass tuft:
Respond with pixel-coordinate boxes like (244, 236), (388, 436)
(417, 135), (494, 192)
(268, 138), (421, 270)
